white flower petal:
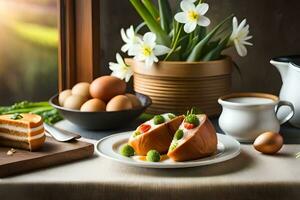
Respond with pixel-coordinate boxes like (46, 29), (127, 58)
(145, 57), (154, 67)
(154, 45), (171, 56)
(121, 44), (129, 53)
(184, 22), (197, 33)
(180, 1), (195, 12)
(237, 19), (247, 33)
(242, 41), (253, 46)
(232, 17), (238, 33)
(175, 12), (188, 23)
(244, 35), (253, 40)
(121, 28), (129, 43)
(198, 16), (210, 27)
(196, 3), (209, 15)
(143, 32), (156, 44)
(234, 40), (247, 57)
(128, 25), (135, 38)
(116, 53), (125, 66)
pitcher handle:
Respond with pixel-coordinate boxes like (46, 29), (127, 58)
(275, 100), (295, 125)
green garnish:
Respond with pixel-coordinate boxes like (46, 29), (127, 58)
(119, 144), (135, 157)
(146, 150), (161, 162)
(169, 141), (178, 151)
(132, 130), (141, 138)
(153, 115), (165, 125)
(10, 113), (23, 120)
(174, 129), (184, 140)
(185, 114), (200, 126)
(0, 101), (62, 125)
(168, 113), (176, 120)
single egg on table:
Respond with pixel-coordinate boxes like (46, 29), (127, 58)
(106, 95), (132, 111)
(63, 95), (88, 110)
(90, 76), (126, 102)
(125, 93), (142, 108)
(58, 89), (72, 106)
(253, 131), (283, 154)
(80, 98), (106, 112)
(72, 82), (90, 98)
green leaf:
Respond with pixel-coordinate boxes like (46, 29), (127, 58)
(158, 0), (173, 33)
(141, 0), (159, 19)
(130, 0), (171, 46)
(202, 35), (230, 61)
(187, 14), (233, 61)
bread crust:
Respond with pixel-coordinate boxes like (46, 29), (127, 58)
(129, 115), (184, 156)
(167, 115), (217, 162)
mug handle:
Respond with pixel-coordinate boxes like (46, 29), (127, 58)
(275, 100), (295, 125)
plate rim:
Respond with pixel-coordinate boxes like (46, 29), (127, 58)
(95, 131), (241, 169)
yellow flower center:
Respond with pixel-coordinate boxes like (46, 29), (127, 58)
(142, 45), (152, 56)
(188, 11), (199, 22)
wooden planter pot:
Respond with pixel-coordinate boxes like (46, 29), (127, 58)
(127, 57), (233, 116)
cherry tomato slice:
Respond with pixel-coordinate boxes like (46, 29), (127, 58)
(184, 122), (195, 129)
(138, 124), (151, 133)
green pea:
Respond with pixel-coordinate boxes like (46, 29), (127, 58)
(132, 130), (141, 138)
(146, 150), (161, 162)
(174, 129), (184, 140)
(119, 144), (135, 157)
(153, 115), (165, 125)
(185, 114), (200, 126)
(169, 141), (178, 151)
(168, 113), (176, 120)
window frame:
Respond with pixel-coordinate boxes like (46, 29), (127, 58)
(58, 0), (101, 91)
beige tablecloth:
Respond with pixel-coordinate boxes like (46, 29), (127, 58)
(1, 143), (300, 200)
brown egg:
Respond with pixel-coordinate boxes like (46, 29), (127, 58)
(253, 132), (283, 154)
(63, 95), (88, 110)
(58, 89), (72, 106)
(72, 82), (90, 98)
(125, 93), (142, 108)
(90, 76), (126, 102)
(80, 98), (106, 112)
(106, 95), (132, 111)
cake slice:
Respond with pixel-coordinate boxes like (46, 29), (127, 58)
(128, 113), (184, 155)
(0, 113), (46, 151)
(167, 114), (217, 162)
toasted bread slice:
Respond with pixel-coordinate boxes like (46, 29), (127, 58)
(167, 114), (217, 162)
(0, 114), (45, 151)
(129, 114), (184, 155)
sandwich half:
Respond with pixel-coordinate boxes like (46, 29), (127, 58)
(0, 113), (46, 151)
(128, 113), (184, 155)
(167, 114), (217, 161)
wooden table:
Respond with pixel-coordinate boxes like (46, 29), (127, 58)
(0, 119), (300, 200)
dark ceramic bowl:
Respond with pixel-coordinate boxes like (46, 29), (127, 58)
(49, 93), (152, 130)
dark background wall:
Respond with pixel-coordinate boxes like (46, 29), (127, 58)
(100, 0), (300, 95)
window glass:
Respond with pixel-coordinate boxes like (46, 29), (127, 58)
(0, 0), (58, 105)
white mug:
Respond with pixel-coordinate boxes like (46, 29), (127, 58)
(218, 93), (295, 142)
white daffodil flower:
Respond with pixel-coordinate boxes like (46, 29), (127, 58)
(109, 53), (133, 82)
(229, 17), (253, 57)
(175, 1), (211, 33)
(131, 32), (170, 67)
(121, 25), (140, 56)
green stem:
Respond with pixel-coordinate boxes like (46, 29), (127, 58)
(187, 14), (233, 61)
(141, 0), (159, 19)
(164, 25), (183, 61)
(130, 0), (170, 46)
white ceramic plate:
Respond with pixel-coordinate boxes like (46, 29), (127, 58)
(96, 132), (240, 168)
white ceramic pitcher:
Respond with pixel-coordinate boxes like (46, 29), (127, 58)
(270, 56), (300, 128)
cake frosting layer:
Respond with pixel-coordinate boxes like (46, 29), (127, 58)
(0, 124), (44, 133)
(0, 132), (45, 142)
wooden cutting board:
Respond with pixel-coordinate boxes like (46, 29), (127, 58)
(0, 137), (94, 177)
